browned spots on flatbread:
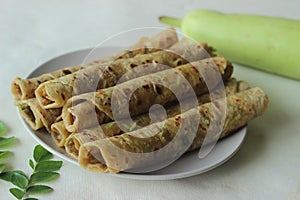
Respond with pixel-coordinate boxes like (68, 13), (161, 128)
(130, 63), (137, 68)
(174, 116), (181, 127)
(107, 66), (114, 72)
(142, 85), (150, 89)
(190, 65), (198, 73)
(62, 69), (72, 75)
(235, 98), (242, 103)
(82, 73), (89, 77)
(97, 90), (106, 95)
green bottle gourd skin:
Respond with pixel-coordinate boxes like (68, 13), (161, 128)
(160, 10), (300, 80)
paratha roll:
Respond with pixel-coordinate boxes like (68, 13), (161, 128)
(17, 99), (61, 132)
(78, 87), (269, 173)
(65, 126), (105, 159)
(36, 41), (214, 109)
(51, 121), (71, 147)
(62, 56), (233, 132)
(64, 78), (250, 159)
(124, 27), (178, 51)
(12, 28), (178, 102)
(12, 67), (81, 102)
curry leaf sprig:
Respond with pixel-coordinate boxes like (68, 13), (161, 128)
(0, 120), (15, 173)
(0, 145), (63, 200)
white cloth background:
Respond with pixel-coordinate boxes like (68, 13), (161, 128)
(1, 0), (300, 199)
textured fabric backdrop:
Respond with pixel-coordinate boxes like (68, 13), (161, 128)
(1, 0), (300, 199)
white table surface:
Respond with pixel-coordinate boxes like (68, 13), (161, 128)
(1, 0), (300, 199)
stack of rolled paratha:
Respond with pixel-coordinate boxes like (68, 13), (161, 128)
(12, 28), (269, 174)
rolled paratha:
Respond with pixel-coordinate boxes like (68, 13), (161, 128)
(62, 56), (233, 133)
(78, 87), (269, 173)
(12, 27), (178, 102)
(98, 27), (179, 62)
(19, 39), (202, 132)
(18, 99), (61, 132)
(35, 41), (214, 109)
(64, 78), (250, 159)
(51, 121), (71, 147)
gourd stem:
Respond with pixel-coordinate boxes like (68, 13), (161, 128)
(159, 16), (182, 28)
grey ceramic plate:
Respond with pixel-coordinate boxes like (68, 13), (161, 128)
(19, 47), (247, 180)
